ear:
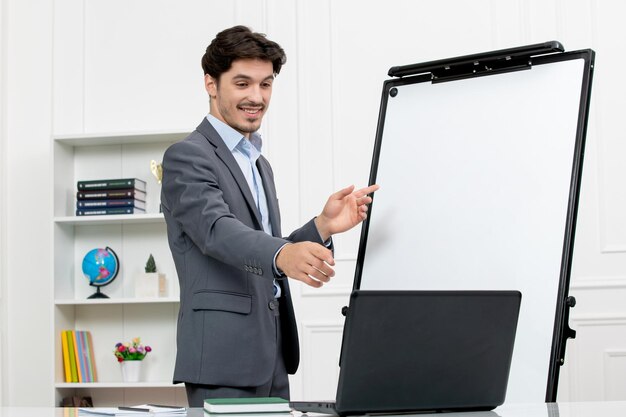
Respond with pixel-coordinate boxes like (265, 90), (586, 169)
(205, 74), (218, 98)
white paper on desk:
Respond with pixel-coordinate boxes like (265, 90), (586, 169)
(78, 408), (146, 416)
(79, 405), (186, 416)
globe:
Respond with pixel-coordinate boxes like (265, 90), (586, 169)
(82, 247), (119, 299)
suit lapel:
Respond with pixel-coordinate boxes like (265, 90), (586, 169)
(256, 157), (282, 237)
(195, 119), (263, 229)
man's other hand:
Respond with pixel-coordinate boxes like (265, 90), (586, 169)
(276, 242), (335, 288)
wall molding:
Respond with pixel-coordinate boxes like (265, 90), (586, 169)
(571, 276), (626, 290)
(602, 350), (626, 401)
(300, 321), (344, 398)
(0, 0), (7, 404)
(600, 245), (626, 254)
(570, 314), (626, 326)
(302, 285), (351, 297)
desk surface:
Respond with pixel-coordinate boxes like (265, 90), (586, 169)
(0, 402), (625, 417)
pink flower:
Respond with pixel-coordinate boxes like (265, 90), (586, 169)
(113, 337), (152, 362)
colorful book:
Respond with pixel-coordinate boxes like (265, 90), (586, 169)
(77, 178), (146, 192)
(72, 330), (84, 383)
(78, 331), (92, 382)
(77, 198), (146, 210)
(65, 330), (79, 383)
(203, 397), (290, 414)
(61, 330), (71, 382)
(76, 188), (147, 201)
(76, 207), (146, 216)
(85, 330), (98, 382)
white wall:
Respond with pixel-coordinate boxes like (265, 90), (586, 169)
(0, 0), (7, 407)
(1, 0), (625, 406)
(3, 0), (54, 406)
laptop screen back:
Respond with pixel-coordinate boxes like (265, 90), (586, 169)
(335, 290), (521, 415)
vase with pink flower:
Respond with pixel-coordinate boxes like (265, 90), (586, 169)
(114, 337), (152, 382)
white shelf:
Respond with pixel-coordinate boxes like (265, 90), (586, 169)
(54, 213), (165, 226)
(56, 382), (179, 389)
(55, 297), (179, 305)
(52, 130), (183, 406)
(54, 130), (190, 146)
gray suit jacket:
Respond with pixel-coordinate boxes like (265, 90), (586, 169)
(161, 118), (326, 387)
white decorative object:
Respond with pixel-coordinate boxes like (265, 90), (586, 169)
(135, 272), (167, 298)
(136, 254), (167, 297)
(120, 360), (142, 382)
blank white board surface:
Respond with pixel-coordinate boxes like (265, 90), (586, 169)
(358, 57), (587, 403)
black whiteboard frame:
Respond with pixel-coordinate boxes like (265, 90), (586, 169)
(352, 42), (595, 401)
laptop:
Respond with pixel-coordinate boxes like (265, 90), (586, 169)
(290, 290), (521, 416)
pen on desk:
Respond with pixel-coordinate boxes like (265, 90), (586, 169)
(118, 406), (151, 412)
(146, 404), (184, 409)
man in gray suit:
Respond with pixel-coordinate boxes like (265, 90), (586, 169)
(161, 25), (378, 407)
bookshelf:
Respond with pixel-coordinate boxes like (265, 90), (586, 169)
(52, 130), (189, 406)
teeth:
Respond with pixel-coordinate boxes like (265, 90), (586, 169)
(241, 107), (261, 114)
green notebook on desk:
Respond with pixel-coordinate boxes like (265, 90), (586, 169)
(204, 397), (290, 414)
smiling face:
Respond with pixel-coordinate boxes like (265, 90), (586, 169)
(205, 58), (274, 138)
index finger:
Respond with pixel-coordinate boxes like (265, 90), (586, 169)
(330, 185), (356, 200)
(353, 184), (380, 198)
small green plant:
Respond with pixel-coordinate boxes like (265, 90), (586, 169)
(145, 254), (157, 273)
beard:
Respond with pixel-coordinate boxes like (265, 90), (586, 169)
(218, 100), (265, 134)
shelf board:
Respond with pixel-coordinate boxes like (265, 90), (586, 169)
(55, 297), (179, 305)
(54, 213), (165, 225)
(55, 381), (180, 388)
(54, 131), (190, 146)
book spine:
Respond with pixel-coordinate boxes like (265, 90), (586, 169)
(76, 188), (147, 201)
(76, 207), (146, 216)
(86, 331), (98, 382)
(78, 331), (91, 382)
(77, 178), (146, 192)
(83, 331), (94, 382)
(76, 199), (145, 209)
(72, 330), (84, 383)
(66, 331), (78, 383)
(204, 397), (290, 413)
(61, 330), (71, 383)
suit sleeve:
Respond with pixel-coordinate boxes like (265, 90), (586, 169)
(162, 139), (289, 279)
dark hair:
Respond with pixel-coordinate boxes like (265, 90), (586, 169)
(201, 25), (286, 80)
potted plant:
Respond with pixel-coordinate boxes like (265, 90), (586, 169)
(114, 337), (152, 382)
(135, 253), (167, 297)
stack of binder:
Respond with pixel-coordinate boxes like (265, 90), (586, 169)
(76, 178), (147, 216)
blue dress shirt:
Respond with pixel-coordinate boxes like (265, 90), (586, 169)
(206, 115), (281, 296)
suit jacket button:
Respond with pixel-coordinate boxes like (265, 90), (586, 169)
(269, 300), (278, 310)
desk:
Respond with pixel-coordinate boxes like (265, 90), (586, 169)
(0, 402), (625, 417)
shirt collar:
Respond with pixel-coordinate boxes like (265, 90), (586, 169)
(206, 114), (263, 154)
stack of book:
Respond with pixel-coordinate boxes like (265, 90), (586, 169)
(61, 330), (98, 383)
(76, 178), (147, 216)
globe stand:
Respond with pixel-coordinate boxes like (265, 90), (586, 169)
(87, 286), (110, 299)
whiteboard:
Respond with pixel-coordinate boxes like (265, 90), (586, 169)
(355, 54), (592, 403)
